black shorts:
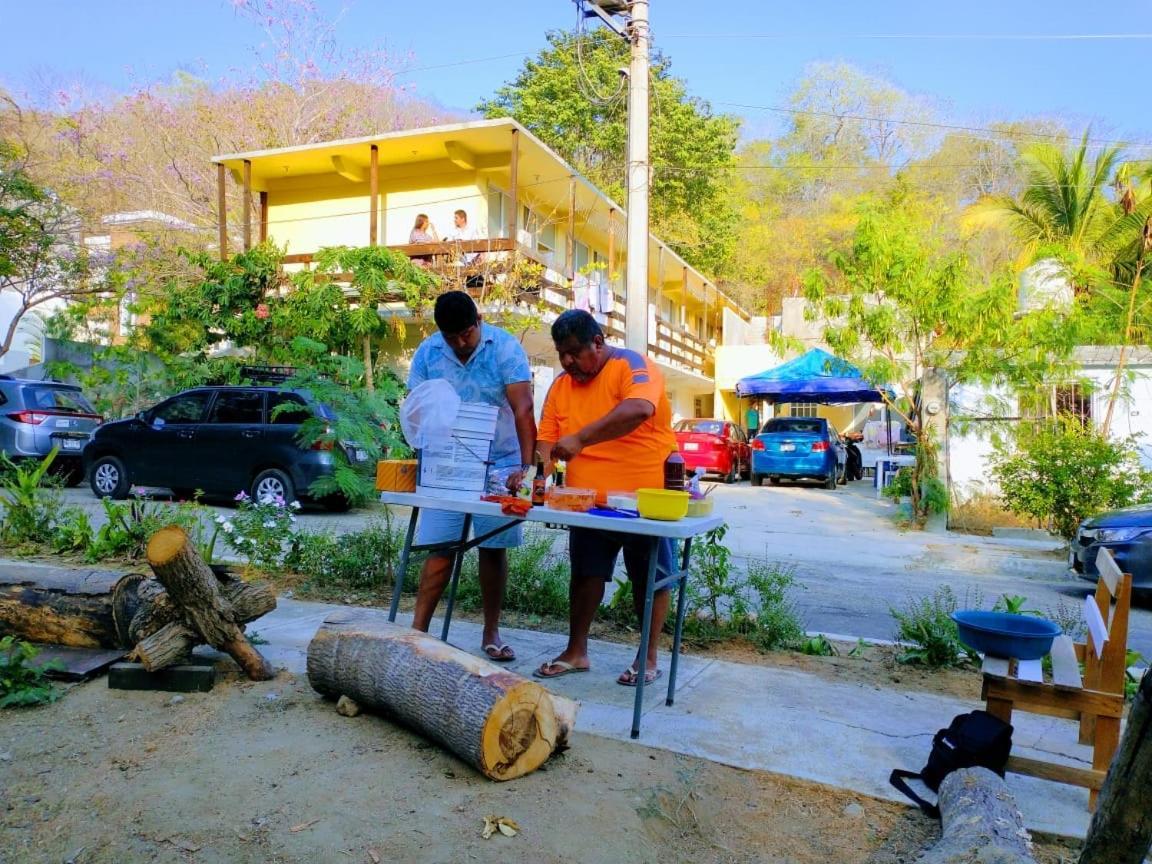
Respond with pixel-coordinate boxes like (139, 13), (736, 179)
(569, 528), (678, 584)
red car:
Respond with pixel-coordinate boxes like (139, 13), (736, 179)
(674, 419), (751, 483)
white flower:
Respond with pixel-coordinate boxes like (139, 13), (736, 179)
(214, 515), (226, 525)
(289, 501), (302, 511)
(222, 521), (234, 534)
(263, 520), (276, 529)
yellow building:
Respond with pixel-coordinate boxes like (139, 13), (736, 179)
(211, 118), (748, 418)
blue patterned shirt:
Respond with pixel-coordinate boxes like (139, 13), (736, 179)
(407, 323), (531, 468)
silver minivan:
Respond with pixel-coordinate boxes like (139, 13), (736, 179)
(0, 375), (102, 484)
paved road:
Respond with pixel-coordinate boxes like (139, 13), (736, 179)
(53, 480), (1152, 658)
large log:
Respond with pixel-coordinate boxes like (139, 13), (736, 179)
(917, 768), (1037, 864)
(0, 563), (147, 648)
(146, 526), (274, 681)
(307, 610), (578, 781)
(1079, 669), (1152, 864)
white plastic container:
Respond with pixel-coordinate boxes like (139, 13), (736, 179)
(416, 401), (499, 499)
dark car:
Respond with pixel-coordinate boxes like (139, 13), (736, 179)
(750, 417), (847, 489)
(0, 375), (102, 484)
(674, 419), (751, 483)
(83, 386), (366, 508)
(1070, 504), (1152, 591)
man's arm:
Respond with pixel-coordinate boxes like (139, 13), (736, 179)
(505, 381), (536, 468)
(551, 398), (654, 461)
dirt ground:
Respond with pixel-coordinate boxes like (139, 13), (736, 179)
(0, 641), (1084, 864)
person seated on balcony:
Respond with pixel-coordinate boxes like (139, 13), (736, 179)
(409, 213), (439, 244)
(447, 208), (486, 273)
(408, 213), (439, 267)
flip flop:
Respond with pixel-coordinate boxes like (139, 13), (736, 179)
(532, 660), (590, 679)
(617, 665), (663, 687)
(482, 643), (516, 663)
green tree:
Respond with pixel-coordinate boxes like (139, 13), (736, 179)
(0, 139), (98, 363)
(477, 30), (740, 275)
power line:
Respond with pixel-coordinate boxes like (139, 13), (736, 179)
(660, 32), (1152, 41)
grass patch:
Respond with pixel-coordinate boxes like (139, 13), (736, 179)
(949, 491), (1041, 537)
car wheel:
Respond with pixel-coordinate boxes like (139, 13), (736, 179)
(824, 469), (837, 490)
(250, 468), (295, 504)
(90, 455), (130, 499)
(769, 476), (781, 486)
(60, 464), (85, 488)
(837, 463), (847, 485)
(751, 472), (764, 487)
(741, 460), (752, 480)
(723, 463), (737, 484)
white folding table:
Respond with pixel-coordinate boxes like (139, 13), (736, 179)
(379, 491), (723, 738)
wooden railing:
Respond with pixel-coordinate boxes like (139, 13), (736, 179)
(280, 241), (715, 379)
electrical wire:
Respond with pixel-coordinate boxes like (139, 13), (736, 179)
(659, 32), (1152, 41)
(572, 12), (628, 106)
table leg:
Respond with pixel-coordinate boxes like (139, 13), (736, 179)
(388, 507), (420, 622)
(667, 538), (692, 707)
(439, 513), (473, 642)
(631, 536), (661, 740)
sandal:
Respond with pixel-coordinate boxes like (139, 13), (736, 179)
(482, 643), (516, 663)
(617, 665), (662, 687)
(532, 659), (590, 679)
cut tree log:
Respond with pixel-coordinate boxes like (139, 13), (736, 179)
(916, 768), (1037, 864)
(0, 563), (146, 648)
(307, 609), (578, 781)
(145, 526), (274, 681)
(0, 561), (276, 654)
(1078, 668), (1152, 864)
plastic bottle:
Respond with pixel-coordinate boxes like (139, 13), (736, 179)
(531, 458), (547, 506)
(664, 449), (686, 492)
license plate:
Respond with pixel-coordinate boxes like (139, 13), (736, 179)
(780, 443), (795, 452)
(683, 442), (699, 451)
(352, 449), (368, 462)
(59, 438), (83, 451)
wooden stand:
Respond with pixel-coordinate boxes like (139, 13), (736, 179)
(307, 609), (577, 781)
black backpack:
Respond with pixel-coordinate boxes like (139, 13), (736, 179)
(889, 710), (1013, 818)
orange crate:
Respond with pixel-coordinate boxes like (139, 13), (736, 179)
(376, 459), (418, 493)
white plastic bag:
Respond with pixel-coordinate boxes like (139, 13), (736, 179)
(400, 380), (461, 449)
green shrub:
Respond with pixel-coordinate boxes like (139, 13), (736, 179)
(51, 507), (94, 554)
(221, 491), (299, 571)
(0, 637), (61, 708)
(86, 496), (210, 562)
(454, 527), (569, 620)
(990, 421), (1152, 540)
(0, 450), (66, 546)
(288, 516), (406, 591)
(890, 586), (980, 668)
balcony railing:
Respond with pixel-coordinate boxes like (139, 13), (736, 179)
(280, 240), (715, 379)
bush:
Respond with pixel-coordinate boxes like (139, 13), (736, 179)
(1, 637), (61, 708)
(0, 450), (66, 546)
(890, 585), (980, 668)
(85, 496), (210, 562)
(454, 527), (569, 620)
(221, 491), (299, 571)
(990, 421), (1152, 540)
(288, 516), (406, 591)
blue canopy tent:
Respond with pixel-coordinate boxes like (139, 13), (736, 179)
(735, 348), (891, 404)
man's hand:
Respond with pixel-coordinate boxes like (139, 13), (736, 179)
(552, 434), (584, 462)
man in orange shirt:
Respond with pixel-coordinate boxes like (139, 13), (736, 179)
(533, 310), (678, 686)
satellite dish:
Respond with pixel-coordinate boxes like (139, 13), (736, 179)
(1018, 259), (1073, 316)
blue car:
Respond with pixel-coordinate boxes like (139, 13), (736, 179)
(1070, 504), (1152, 591)
(750, 417), (847, 490)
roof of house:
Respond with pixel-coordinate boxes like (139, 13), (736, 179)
(1074, 346), (1152, 368)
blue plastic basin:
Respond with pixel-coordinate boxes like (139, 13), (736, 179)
(951, 610), (1061, 660)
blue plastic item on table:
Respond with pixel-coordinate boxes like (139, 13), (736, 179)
(587, 506), (640, 519)
(951, 610), (1062, 660)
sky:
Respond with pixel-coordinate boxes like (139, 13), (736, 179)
(1, 0), (1149, 148)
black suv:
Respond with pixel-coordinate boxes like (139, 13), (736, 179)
(83, 386), (365, 508)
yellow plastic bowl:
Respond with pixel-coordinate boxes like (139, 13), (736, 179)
(637, 488), (690, 521)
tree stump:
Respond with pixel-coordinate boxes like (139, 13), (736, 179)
(1079, 669), (1152, 864)
(145, 526), (274, 681)
(917, 768), (1036, 864)
(307, 609), (578, 781)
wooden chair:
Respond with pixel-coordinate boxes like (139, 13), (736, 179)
(981, 547), (1132, 810)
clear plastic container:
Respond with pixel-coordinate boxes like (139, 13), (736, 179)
(606, 491), (639, 511)
(545, 487), (596, 512)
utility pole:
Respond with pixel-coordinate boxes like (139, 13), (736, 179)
(579, 0), (650, 352)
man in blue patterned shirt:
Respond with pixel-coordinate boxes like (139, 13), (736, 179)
(407, 291), (536, 661)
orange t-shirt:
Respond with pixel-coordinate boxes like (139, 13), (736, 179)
(539, 348), (677, 502)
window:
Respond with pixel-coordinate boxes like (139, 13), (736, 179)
(207, 390), (264, 424)
(153, 392), (210, 424)
(575, 241), (590, 273)
(788, 403), (819, 418)
(268, 392), (313, 425)
(676, 419), (724, 435)
(22, 386), (95, 414)
(765, 418), (825, 434)
(1021, 382), (1093, 428)
(487, 186), (509, 238)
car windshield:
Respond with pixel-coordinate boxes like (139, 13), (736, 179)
(762, 419), (825, 434)
(676, 420), (724, 435)
(22, 386), (94, 414)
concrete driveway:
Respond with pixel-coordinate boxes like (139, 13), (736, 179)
(53, 479), (1152, 657)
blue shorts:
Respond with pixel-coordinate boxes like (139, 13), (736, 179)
(568, 528), (678, 585)
(415, 508), (523, 551)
